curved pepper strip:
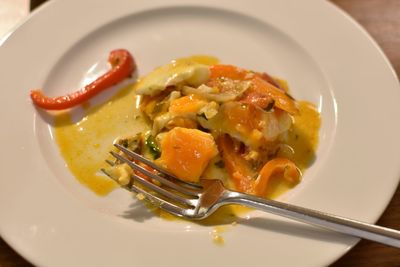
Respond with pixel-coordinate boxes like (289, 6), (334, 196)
(258, 72), (283, 90)
(253, 158), (301, 196)
(30, 49), (136, 110)
(217, 134), (256, 193)
(219, 134), (301, 196)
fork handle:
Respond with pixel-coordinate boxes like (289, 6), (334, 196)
(224, 191), (400, 248)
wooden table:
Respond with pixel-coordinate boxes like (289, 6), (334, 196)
(329, 1), (400, 265)
(0, 0), (399, 266)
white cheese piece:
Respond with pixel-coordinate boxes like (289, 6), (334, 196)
(135, 59), (210, 96)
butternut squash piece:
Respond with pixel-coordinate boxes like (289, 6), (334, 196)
(169, 95), (207, 116)
(158, 127), (218, 182)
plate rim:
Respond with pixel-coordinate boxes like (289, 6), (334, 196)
(1, 0), (399, 266)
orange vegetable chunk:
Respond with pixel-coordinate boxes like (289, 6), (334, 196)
(217, 135), (256, 193)
(169, 95), (207, 116)
(159, 127), (218, 182)
(253, 158), (301, 196)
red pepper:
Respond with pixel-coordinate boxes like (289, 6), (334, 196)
(30, 49), (136, 110)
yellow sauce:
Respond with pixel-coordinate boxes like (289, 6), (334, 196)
(287, 101), (320, 169)
(264, 101), (321, 199)
(54, 85), (149, 195)
(53, 56), (320, 230)
(210, 226), (226, 246)
(185, 55), (219, 65)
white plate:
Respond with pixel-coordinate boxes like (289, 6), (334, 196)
(1, 0), (400, 266)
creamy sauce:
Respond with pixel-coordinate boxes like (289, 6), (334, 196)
(210, 226), (227, 246)
(54, 85), (149, 195)
(54, 55), (217, 196)
(264, 101), (321, 199)
(54, 56), (320, 227)
(287, 101), (320, 169)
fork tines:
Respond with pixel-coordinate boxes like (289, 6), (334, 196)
(101, 144), (202, 217)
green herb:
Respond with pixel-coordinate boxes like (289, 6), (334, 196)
(214, 160), (225, 168)
(157, 172), (166, 178)
(145, 135), (161, 159)
(152, 102), (165, 115)
(121, 139), (129, 148)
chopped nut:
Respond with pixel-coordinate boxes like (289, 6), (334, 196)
(116, 163), (132, 186)
(136, 193), (145, 200)
(244, 150), (259, 161)
(250, 129), (263, 141)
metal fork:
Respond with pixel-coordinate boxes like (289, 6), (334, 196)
(102, 143), (400, 248)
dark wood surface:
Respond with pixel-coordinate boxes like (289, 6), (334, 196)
(1, 0), (399, 266)
(330, 0), (400, 265)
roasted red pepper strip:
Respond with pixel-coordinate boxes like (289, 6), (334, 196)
(30, 49), (136, 110)
(217, 134), (256, 193)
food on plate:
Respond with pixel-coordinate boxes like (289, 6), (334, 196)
(30, 49), (135, 110)
(158, 127), (218, 183)
(49, 53), (319, 202)
(105, 56), (320, 197)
